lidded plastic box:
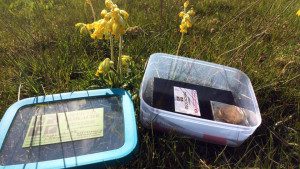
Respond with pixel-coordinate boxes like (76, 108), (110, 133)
(140, 53), (261, 147)
(0, 89), (137, 169)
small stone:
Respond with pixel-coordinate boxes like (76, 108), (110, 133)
(216, 105), (245, 125)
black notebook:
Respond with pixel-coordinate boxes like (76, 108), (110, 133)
(153, 78), (236, 120)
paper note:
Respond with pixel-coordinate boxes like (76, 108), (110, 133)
(22, 108), (104, 148)
(174, 86), (201, 116)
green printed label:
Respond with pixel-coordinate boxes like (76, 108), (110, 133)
(22, 108), (104, 148)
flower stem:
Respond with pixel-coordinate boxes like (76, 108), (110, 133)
(118, 35), (123, 78)
(110, 35), (114, 66)
(176, 33), (184, 55)
(86, 0), (96, 21)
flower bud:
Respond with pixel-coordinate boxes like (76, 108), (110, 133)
(120, 10), (129, 20)
(96, 58), (114, 76)
(121, 55), (132, 66)
(179, 11), (185, 18)
(101, 9), (108, 18)
(187, 9), (195, 16)
(183, 1), (189, 9)
(105, 0), (114, 9)
(75, 23), (86, 27)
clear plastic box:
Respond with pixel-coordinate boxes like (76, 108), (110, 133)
(140, 53), (261, 147)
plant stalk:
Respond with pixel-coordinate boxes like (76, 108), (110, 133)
(160, 0), (164, 32)
(110, 35), (114, 65)
(86, 0), (96, 21)
(118, 35), (123, 78)
(176, 32), (184, 55)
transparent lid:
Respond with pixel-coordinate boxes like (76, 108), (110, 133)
(0, 96), (124, 166)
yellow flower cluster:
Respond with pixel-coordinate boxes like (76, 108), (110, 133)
(76, 0), (129, 40)
(75, 23), (89, 34)
(95, 58), (114, 77)
(297, 9), (300, 16)
(179, 0), (195, 34)
(95, 55), (132, 76)
(121, 55), (132, 66)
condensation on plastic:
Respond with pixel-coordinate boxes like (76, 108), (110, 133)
(140, 53), (261, 147)
(0, 96), (124, 165)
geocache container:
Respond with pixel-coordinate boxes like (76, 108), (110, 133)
(140, 53), (261, 147)
(0, 89), (137, 169)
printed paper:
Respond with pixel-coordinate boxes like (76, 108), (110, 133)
(174, 86), (201, 116)
(22, 108), (104, 148)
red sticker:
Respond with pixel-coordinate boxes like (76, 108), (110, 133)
(203, 134), (226, 145)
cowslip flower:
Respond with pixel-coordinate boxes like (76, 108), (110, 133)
(75, 23), (89, 34)
(183, 0), (189, 8)
(121, 55), (132, 66)
(95, 58), (114, 76)
(101, 9), (108, 17)
(179, 1), (195, 33)
(76, 0), (129, 40)
(105, 0), (116, 9)
(76, 19), (111, 40)
(89, 19), (112, 40)
(297, 9), (300, 16)
(104, 0), (129, 38)
(76, 0), (131, 79)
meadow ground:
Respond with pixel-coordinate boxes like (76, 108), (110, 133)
(0, 0), (299, 168)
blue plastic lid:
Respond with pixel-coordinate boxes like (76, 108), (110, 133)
(0, 88), (137, 169)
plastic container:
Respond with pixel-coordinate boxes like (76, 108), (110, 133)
(0, 89), (137, 169)
(140, 53), (261, 147)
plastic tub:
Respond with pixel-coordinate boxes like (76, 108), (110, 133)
(0, 88), (137, 169)
(140, 53), (261, 147)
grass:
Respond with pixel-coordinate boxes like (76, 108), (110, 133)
(0, 0), (299, 168)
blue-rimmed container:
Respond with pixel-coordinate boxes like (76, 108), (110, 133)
(0, 88), (137, 169)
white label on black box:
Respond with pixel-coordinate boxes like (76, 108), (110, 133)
(174, 86), (201, 116)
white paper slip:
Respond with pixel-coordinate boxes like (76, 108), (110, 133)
(174, 86), (201, 116)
